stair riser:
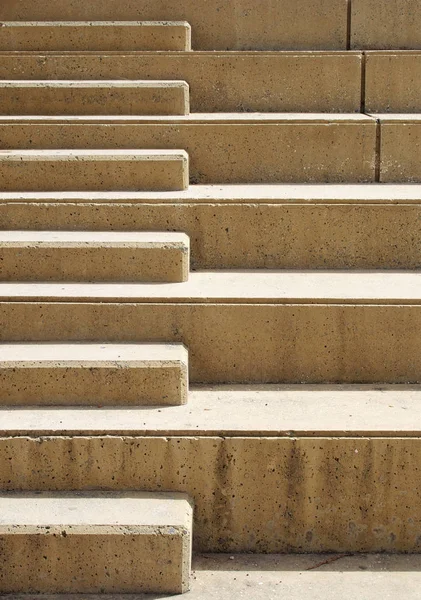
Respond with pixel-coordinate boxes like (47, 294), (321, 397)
(0, 245), (189, 282)
(2, 202), (420, 269)
(0, 53), (362, 113)
(0, 23), (191, 52)
(0, 364), (187, 406)
(0, 0), (348, 51)
(379, 122), (421, 183)
(0, 122), (376, 183)
(0, 154), (188, 191)
(0, 84), (189, 116)
(1, 303), (420, 383)
(366, 53), (421, 112)
(2, 435), (420, 553)
(351, 0), (421, 50)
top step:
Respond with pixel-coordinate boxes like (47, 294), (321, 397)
(0, 1), (349, 51)
(0, 21), (192, 51)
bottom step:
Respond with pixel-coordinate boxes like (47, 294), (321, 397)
(0, 492), (193, 594)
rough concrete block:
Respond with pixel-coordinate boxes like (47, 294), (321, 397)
(0, 149), (189, 191)
(0, 0), (349, 51)
(373, 115), (421, 182)
(0, 80), (190, 116)
(0, 115), (376, 183)
(365, 53), (421, 112)
(0, 21), (191, 51)
(0, 491), (193, 593)
(351, 0), (421, 49)
(0, 342), (189, 405)
(0, 231), (190, 282)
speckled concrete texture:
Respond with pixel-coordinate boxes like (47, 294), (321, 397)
(365, 52), (421, 112)
(3, 435), (421, 552)
(0, 231), (190, 282)
(0, 80), (190, 116)
(372, 116), (421, 182)
(1, 185), (420, 269)
(0, 149), (189, 191)
(0, 21), (192, 51)
(351, 0), (421, 50)
(0, 52), (363, 113)
(0, 115), (377, 183)
(1, 275), (421, 382)
(0, 0), (348, 51)
(0, 343), (189, 406)
(0, 492), (193, 594)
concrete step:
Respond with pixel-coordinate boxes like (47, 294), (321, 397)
(0, 51), (362, 113)
(0, 21), (191, 51)
(1, 271), (420, 384)
(0, 231), (190, 282)
(0, 149), (189, 191)
(1, 185), (420, 269)
(351, 0), (421, 50)
(370, 114), (421, 183)
(4, 553), (421, 600)
(0, 0), (348, 51)
(0, 80), (190, 116)
(1, 384), (421, 553)
(0, 342), (188, 406)
(365, 52), (421, 113)
(0, 114), (376, 183)
(0, 491), (192, 593)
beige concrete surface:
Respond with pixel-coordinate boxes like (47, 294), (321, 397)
(0, 80), (190, 116)
(0, 492), (192, 594)
(1, 273), (421, 383)
(0, 343), (188, 406)
(0, 149), (189, 191)
(0, 115), (376, 183)
(4, 434), (421, 552)
(0, 21), (191, 51)
(365, 52), (421, 112)
(372, 115), (421, 182)
(1, 185), (420, 269)
(0, 52), (363, 113)
(6, 554), (421, 600)
(0, 231), (190, 282)
(351, 0), (421, 49)
(3, 384), (421, 437)
(0, 0), (348, 50)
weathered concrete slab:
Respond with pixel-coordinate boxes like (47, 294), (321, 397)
(0, 21), (191, 51)
(0, 492), (192, 593)
(351, 0), (421, 49)
(0, 149), (189, 191)
(0, 231), (190, 282)
(0, 80), (190, 116)
(0, 343), (188, 405)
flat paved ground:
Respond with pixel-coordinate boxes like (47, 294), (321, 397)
(8, 553), (421, 599)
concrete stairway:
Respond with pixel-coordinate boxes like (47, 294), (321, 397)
(1, 0), (421, 596)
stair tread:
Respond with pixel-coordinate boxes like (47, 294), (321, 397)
(0, 231), (189, 245)
(0, 112), (374, 123)
(1, 384), (420, 437)
(0, 491), (192, 528)
(2, 183), (421, 203)
(1, 270), (420, 303)
(0, 342), (187, 364)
